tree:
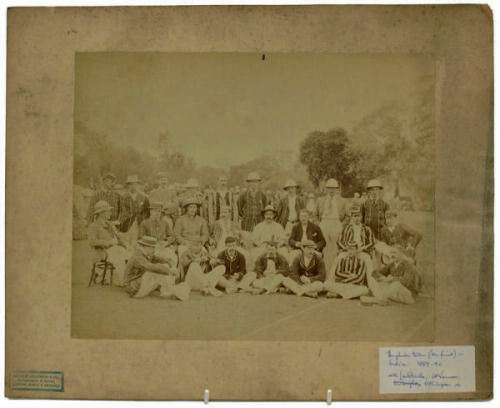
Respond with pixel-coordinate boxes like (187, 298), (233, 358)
(299, 128), (360, 194)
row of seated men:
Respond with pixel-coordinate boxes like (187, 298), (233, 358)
(88, 198), (423, 306)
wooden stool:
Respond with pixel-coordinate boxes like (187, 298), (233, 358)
(88, 256), (115, 287)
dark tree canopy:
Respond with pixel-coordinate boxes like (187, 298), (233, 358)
(299, 128), (360, 194)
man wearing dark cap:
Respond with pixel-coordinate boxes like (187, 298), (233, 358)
(379, 210), (423, 262)
(213, 236), (246, 277)
(288, 240), (327, 297)
(86, 172), (121, 225)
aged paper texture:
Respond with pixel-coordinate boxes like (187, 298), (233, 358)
(5, 5), (493, 400)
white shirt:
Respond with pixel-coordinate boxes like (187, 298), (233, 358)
(323, 196), (339, 219)
(300, 223), (308, 242)
(252, 221), (286, 247)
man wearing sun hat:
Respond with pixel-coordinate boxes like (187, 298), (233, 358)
(361, 178), (389, 241)
(88, 200), (131, 286)
(86, 172), (122, 225)
(125, 236), (190, 301)
(174, 196), (210, 259)
(250, 205), (288, 269)
(276, 179), (306, 233)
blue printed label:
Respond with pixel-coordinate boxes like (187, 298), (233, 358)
(10, 371), (64, 392)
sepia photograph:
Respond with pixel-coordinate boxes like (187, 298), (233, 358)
(71, 53), (435, 341)
(6, 4), (492, 401)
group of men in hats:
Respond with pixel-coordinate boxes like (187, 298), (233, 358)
(86, 171), (424, 305)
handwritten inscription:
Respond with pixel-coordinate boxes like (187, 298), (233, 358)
(379, 346), (475, 394)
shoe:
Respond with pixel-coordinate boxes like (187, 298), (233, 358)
(326, 292), (341, 299)
(303, 292), (318, 299)
(225, 287), (237, 294)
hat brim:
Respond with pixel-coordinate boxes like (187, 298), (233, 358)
(183, 202), (202, 208)
(283, 185), (299, 190)
(138, 241), (156, 247)
(261, 209), (277, 215)
(94, 207), (113, 215)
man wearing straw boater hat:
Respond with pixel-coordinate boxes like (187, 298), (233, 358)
(119, 175), (150, 242)
(125, 236), (190, 301)
(139, 202), (177, 265)
(174, 196), (209, 259)
(88, 200), (131, 286)
(276, 179), (306, 233)
(85, 172), (121, 225)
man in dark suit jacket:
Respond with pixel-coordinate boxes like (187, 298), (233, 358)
(275, 180), (306, 231)
(288, 209), (326, 264)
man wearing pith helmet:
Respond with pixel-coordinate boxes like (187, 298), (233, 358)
(87, 200), (130, 286)
(276, 179), (306, 233)
(361, 179), (389, 241)
(317, 178), (347, 272)
(237, 172), (267, 241)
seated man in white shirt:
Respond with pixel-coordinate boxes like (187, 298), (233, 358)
(249, 205), (288, 271)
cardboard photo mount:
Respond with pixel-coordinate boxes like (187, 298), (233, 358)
(5, 5), (493, 400)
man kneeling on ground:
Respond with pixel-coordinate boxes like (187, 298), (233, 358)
(125, 236), (190, 300)
(361, 248), (422, 306)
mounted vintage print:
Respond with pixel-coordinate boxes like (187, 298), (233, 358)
(72, 52), (435, 342)
(6, 5), (492, 401)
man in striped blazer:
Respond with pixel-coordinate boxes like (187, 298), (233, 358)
(323, 205), (374, 299)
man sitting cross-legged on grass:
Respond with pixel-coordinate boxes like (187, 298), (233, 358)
(125, 236), (190, 301)
(209, 236), (258, 294)
(238, 240), (304, 295)
(181, 243), (239, 297)
(361, 247), (422, 306)
(287, 240), (327, 298)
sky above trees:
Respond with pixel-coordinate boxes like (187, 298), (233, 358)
(75, 52), (434, 168)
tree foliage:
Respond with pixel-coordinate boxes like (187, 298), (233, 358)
(299, 128), (360, 193)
